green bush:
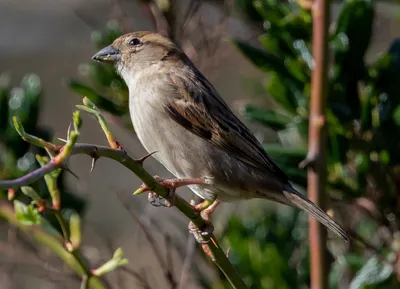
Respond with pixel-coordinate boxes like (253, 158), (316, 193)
(0, 73), (85, 221)
(217, 0), (400, 288)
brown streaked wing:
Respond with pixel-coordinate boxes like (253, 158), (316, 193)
(163, 69), (290, 183)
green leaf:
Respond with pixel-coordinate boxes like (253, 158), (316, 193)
(21, 186), (41, 201)
(344, 253), (366, 271)
(350, 256), (393, 289)
(267, 73), (297, 113)
(233, 40), (302, 87)
(264, 144), (307, 163)
(235, 0), (263, 23)
(330, 0), (374, 120)
(284, 167), (307, 187)
(244, 105), (292, 131)
(375, 40), (400, 124)
(14, 200), (41, 225)
(253, 0), (287, 24)
(278, 12), (312, 43)
(233, 40), (306, 113)
(263, 144), (307, 186)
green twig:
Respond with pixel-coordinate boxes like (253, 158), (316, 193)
(77, 97), (121, 149)
(54, 210), (70, 243)
(1, 112), (108, 288)
(36, 155), (62, 210)
(1, 104), (249, 289)
(91, 248), (129, 277)
(0, 200), (107, 289)
(13, 116), (59, 152)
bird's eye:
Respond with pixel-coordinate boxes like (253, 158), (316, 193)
(129, 38), (141, 46)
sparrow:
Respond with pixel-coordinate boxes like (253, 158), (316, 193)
(92, 31), (348, 241)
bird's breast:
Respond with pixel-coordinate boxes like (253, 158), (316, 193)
(129, 83), (212, 179)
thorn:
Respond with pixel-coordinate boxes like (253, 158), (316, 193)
(89, 147), (99, 174)
(115, 141), (123, 150)
(133, 183), (149, 195)
(80, 275), (89, 289)
(67, 123), (72, 140)
(63, 165), (80, 180)
(226, 247), (231, 258)
(58, 137), (67, 143)
(299, 154), (317, 169)
(90, 157), (98, 174)
(135, 151), (158, 165)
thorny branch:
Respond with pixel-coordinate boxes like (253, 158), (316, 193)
(0, 97), (249, 289)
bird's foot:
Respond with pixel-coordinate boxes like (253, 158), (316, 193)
(155, 176), (211, 189)
(188, 220), (214, 244)
(188, 199), (220, 244)
(146, 176), (176, 207)
(194, 199), (221, 219)
(147, 191), (175, 207)
(135, 176), (211, 208)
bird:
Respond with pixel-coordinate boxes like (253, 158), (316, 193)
(92, 31), (349, 241)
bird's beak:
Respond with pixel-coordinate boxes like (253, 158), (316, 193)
(92, 45), (121, 63)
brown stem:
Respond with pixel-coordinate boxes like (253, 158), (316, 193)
(304, 1), (330, 289)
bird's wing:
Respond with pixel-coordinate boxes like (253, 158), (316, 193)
(162, 69), (289, 183)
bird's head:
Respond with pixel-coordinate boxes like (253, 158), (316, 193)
(92, 31), (181, 76)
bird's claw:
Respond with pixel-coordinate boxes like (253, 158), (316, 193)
(147, 188), (176, 208)
(148, 192), (163, 207)
(188, 220), (214, 244)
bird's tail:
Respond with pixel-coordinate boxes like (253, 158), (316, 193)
(283, 186), (349, 242)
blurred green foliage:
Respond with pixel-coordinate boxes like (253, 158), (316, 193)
(0, 103), (123, 288)
(212, 0), (400, 288)
(211, 205), (311, 289)
(0, 73), (85, 217)
(0, 73), (41, 181)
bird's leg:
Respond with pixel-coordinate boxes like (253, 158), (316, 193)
(134, 176), (210, 208)
(148, 176), (176, 207)
(189, 199), (220, 244)
(196, 199), (221, 221)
